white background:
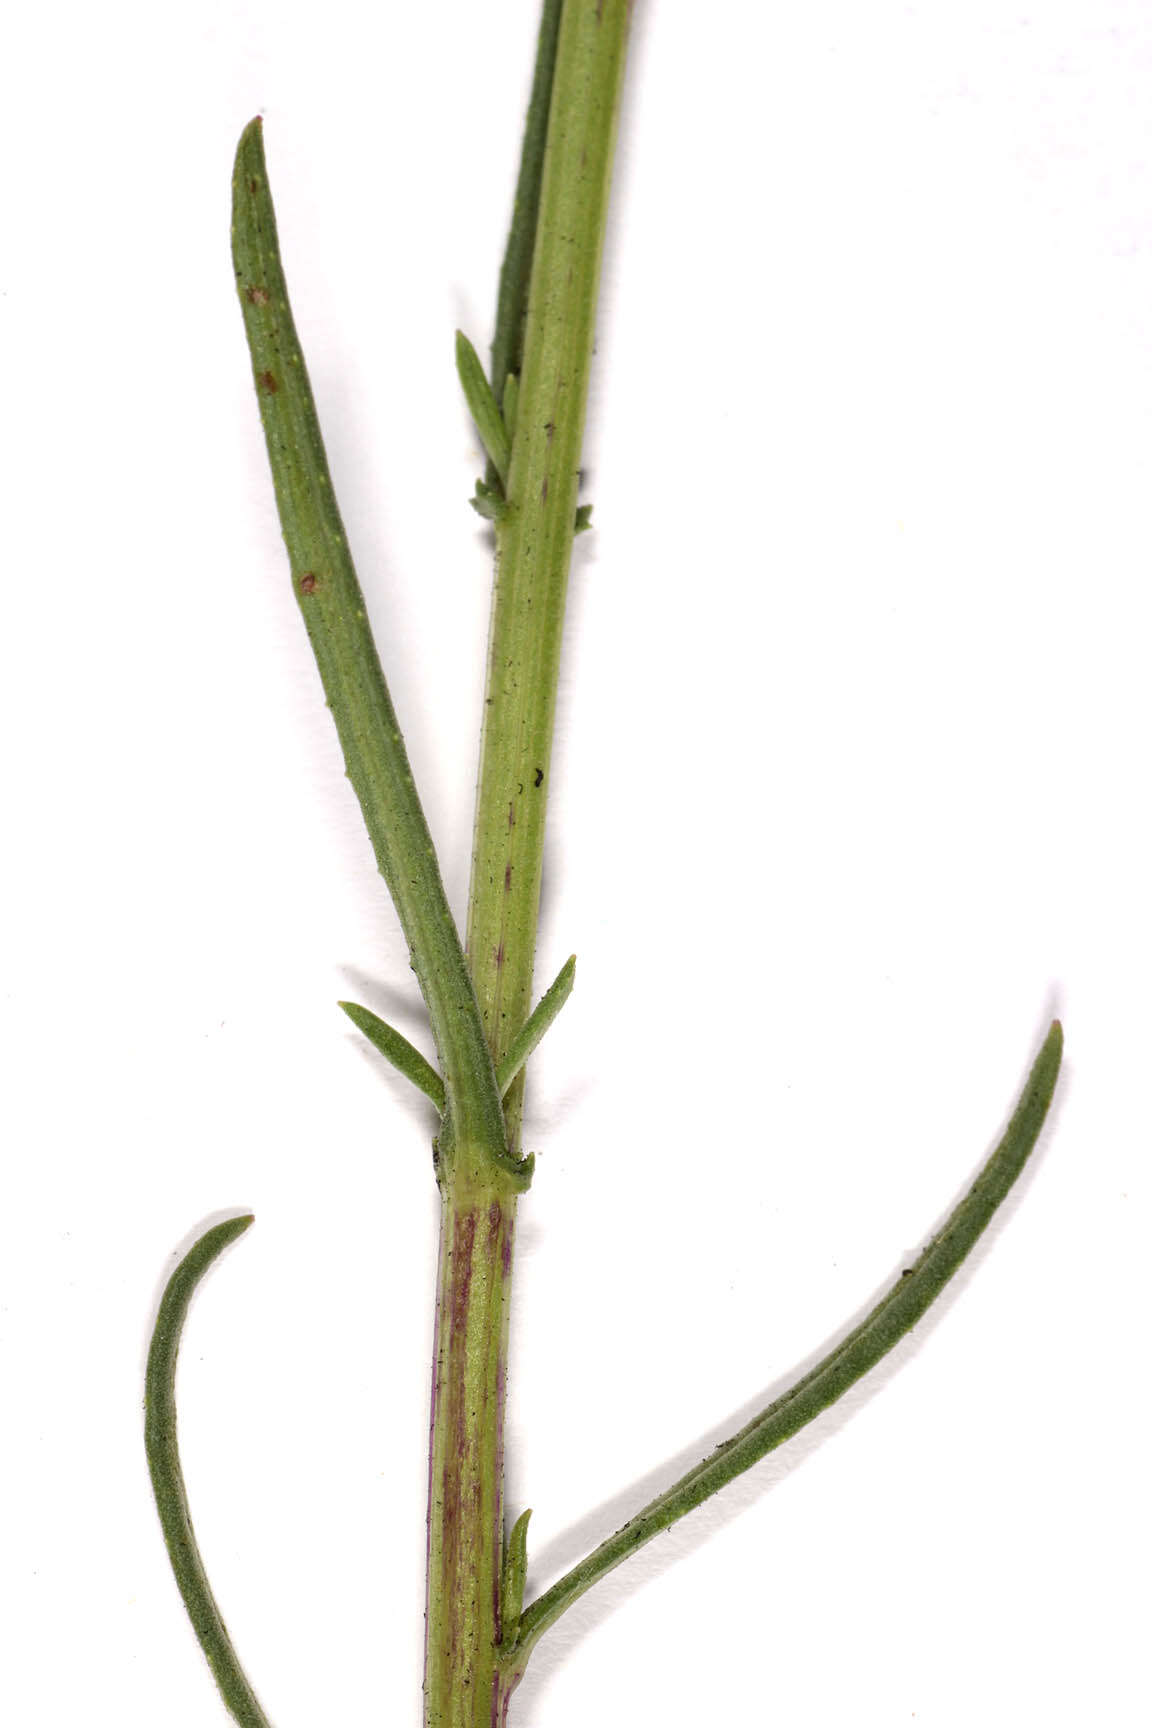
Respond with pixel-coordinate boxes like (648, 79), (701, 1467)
(1, 3), (1148, 1724)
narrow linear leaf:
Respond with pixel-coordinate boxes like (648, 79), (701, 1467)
(500, 1508), (532, 1648)
(496, 954), (576, 1097)
(456, 330), (510, 486)
(490, 0), (565, 405)
(513, 1021), (1063, 1656)
(503, 372), (520, 443)
(144, 1217), (271, 1728)
(339, 1000), (446, 1113)
(231, 119), (508, 1173)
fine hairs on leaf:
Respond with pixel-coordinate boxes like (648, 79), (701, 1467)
(144, 5), (1065, 1727)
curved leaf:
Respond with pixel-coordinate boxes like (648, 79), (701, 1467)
(144, 1217), (271, 1728)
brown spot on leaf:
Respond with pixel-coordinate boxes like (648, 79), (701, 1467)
(299, 572), (317, 594)
(540, 477), (549, 504)
(495, 943), (505, 969)
(258, 369), (278, 393)
(504, 863), (513, 892)
(533, 767), (543, 788)
(245, 285), (270, 306)
(508, 801), (515, 829)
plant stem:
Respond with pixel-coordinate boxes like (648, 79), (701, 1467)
(185, 16), (1062, 1728)
(228, 29), (636, 1711)
(424, 8), (632, 1725)
(424, 1185), (517, 1728)
(465, 0), (632, 1153)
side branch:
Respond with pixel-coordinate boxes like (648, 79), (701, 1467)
(511, 1021), (1063, 1659)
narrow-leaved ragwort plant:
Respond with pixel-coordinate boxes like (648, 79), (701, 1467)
(144, 7), (1063, 1727)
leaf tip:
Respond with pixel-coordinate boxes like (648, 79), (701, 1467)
(1039, 1017), (1064, 1073)
(237, 114), (264, 153)
(233, 115), (268, 202)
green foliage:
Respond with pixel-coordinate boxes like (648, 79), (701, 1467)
(144, 1219), (269, 1728)
(509, 1022), (1063, 1660)
(496, 955), (576, 1097)
(500, 1509), (533, 1648)
(339, 1000), (446, 1112)
(456, 329), (511, 486)
(145, 7), (1064, 1727)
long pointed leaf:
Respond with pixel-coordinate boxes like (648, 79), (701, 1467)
(144, 1217), (270, 1728)
(489, 0), (565, 406)
(511, 1021), (1063, 1658)
(231, 119), (510, 1178)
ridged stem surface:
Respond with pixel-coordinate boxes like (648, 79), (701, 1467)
(466, 0), (632, 1151)
(425, 5), (632, 1721)
(424, 1184), (518, 1728)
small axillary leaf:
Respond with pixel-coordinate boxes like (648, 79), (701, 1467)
(496, 954), (577, 1098)
(500, 1508), (533, 1650)
(456, 330), (511, 487)
(339, 1000), (446, 1114)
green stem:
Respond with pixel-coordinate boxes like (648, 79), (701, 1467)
(466, 0), (632, 1155)
(507, 1021), (1063, 1662)
(424, 8), (632, 1724)
(424, 1184), (518, 1728)
(229, 40), (633, 1718)
(152, 15), (1062, 1728)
